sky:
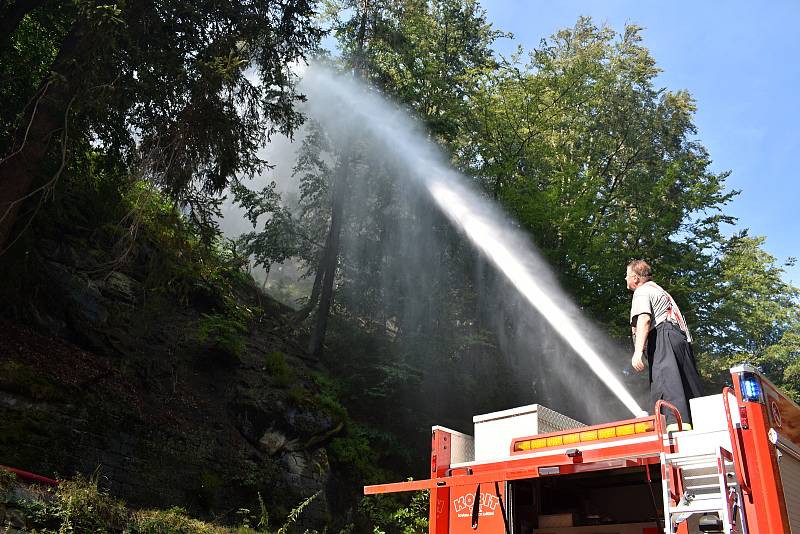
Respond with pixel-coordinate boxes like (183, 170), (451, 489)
(480, 0), (800, 285)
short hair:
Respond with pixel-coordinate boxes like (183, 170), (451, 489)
(627, 260), (653, 281)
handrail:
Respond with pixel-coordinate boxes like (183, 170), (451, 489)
(445, 466), (473, 477)
(0, 464), (58, 486)
(655, 399), (683, 504)
(654, 399), (683, 444)
(723, 387), (751, 495)
(717, 447), (731, 510)
(717, 447), (739, 529)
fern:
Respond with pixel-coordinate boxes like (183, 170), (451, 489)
(276, 491), (320, 534)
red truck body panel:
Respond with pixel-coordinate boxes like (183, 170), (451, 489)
(365, 366), (800, 533)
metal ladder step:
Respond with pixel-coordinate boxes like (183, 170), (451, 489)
(684, 483), (721, 493)
(662, 447), (742, 534)
(666, 459), (720, 469)
(665, 455), (727, 466)
(681, 493), (726, 502)
(683, 470), (719, 480)
(672, 501), (727, 514)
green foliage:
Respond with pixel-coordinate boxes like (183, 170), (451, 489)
(0, 0), (322, 222)
(327, 0), (505, 146)
(0, 361), (62, 401)
(310, 372), (348, 421)
(360, 491), (428, 534)
(124, 183), (224, 297)
(116, 180), (261, 328)
(14, 495), (51, 528)
(263, 351), (296, 387)
(473, 18), (736, 341)
(132, 506), (229, 534)
(696, 233), (800, 397)
(779, 331), (800, 401)
(231, 180), (301, 273)
(6, 474), (321, 534)
(18, 473), (129, 533)
(0, 467), (16, 496)
(328, 424), (400, 486)
(234, 493), (271, 532)
(276, 491), (319, 534)
(0, 11), (67, 154)
(197, 314), (248, 360)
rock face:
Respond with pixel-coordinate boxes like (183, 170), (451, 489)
(0, 238), (344, 528)
(100, 271), (141, 304)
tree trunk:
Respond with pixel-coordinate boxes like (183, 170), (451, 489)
(307, 159), (348, 358)
(353, 0), (369, 74)
(305, 1), (368, 356)
(293, 239), (327, 323)
(0, 20), (84, 252)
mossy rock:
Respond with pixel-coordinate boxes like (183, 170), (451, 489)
(0, 361), (63, 402)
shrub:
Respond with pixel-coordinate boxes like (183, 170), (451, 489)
(44, 474), (128, 533)
(197, 313), (248, 359)
(0, 467), (16, 496)
(328, 424), (396, 485)
(3, 471), (326, 534)
(360, 491), (428, 534)
(263, 351), (295, 387)
(131, 506), (228, 534)
(276, 491), (319, 534)
(310, 372), (347, 421)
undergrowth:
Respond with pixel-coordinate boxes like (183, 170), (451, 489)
(0, 470), (330, 534)
(0, 160), (429, 533)
(196, 313), (249, 359)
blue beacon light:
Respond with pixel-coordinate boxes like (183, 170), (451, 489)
(740, 373), (763, 403)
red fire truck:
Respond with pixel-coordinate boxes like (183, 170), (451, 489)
(365, 364), (800, 533)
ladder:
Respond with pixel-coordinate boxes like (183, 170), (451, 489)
(660, 446), (747, 533)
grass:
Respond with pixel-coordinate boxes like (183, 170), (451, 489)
(0, 473), (322, 534)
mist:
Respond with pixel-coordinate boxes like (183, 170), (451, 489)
(221, 62), (650, 426)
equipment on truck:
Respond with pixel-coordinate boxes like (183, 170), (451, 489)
(365, 364), (800, 533)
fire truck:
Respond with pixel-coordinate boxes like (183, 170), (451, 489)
(365, 365), (800, 533)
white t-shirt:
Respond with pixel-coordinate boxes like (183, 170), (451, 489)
(630, 281), (692, 343)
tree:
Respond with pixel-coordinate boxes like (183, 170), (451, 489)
(0, 0), (322, 252)
(472, 18), (736, 344)
(341, 0), (505, 147)
(697, 233), (800, 396)
(231, 0), (502, 356)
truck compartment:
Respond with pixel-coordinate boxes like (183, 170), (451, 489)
(510, 465), (663, 533)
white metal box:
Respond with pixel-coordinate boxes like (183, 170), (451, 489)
(472, 404), (584, 462)
(431, 425), (475, 464)
(690, 393), (740, 432)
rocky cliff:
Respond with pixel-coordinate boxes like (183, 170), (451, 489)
(0, 232), (347, 528)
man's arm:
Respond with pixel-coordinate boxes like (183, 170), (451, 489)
(632, 313), (651, 372)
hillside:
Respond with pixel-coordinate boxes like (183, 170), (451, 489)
(0, 195), (401, 531)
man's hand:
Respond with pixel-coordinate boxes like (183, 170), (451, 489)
(631, 351), (646, 372)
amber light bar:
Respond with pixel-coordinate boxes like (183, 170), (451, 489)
(512, 418), (656, 452)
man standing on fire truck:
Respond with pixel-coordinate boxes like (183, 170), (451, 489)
(626, 260), (703, 428)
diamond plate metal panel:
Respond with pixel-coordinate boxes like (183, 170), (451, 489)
(535, 404), (585, 434)
(473, 404), (584, 462)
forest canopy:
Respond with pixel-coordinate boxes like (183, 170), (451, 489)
(1, 0), (798, 406)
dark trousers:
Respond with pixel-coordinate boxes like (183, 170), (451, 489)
(647, 322), (704, 426)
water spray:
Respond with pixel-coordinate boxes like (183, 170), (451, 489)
(301, 65), (647, 418)
(427, 178), (647, 417)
